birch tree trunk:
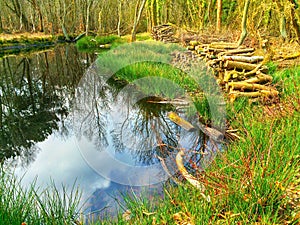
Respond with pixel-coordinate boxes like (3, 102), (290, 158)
(131, 0), (147, 42)
(237, 0), (250, 46)
(85, 0), (93, 36)
(216, 0), (222, 32)
(117, 0), (122, 36)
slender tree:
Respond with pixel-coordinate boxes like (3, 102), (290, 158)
(237, 0), (250, 46)
(131, 0), (147, 42)
(289, 0), (300, 43)
(216, 0), (222, 32)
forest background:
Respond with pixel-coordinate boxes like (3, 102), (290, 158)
(0, 0), (299, 45)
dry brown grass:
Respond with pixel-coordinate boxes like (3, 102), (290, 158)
(0, 32), (53, 42)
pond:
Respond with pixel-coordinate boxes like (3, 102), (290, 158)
(0, 43), (222, 220)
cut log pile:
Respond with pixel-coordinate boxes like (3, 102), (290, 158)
(187, 41), (279, 102)
(152, 24), (279, 102)
(151, 24), (180, 43)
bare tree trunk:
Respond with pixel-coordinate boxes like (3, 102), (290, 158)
(156, 0), (160, 25)
(237, 0), (250, 46)
(117, 0), (122, 36)
(131, 0), (147, 42)
(98, 9), (103, 35)
(150, 0), (157, 27)
(5, 0), (33, 31)
(59, 1), (70, 41)
(85, 0), (93, 35)
(27, 0), (44, 32)
(216, 0), (222, 32)
(205, 0), (213, 24)
(275, 0), (287, 40)
(289, 0), (300, 43)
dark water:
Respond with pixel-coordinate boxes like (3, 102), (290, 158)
(0, 44), (213, 220)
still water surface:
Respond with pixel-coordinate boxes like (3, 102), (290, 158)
(0, 44), (205, 218)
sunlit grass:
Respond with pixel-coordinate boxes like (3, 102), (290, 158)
(0, 168), (82, 225)
(76, 33), (152, 51)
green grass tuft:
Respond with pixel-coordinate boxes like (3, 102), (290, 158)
(0, 168), (82, 225)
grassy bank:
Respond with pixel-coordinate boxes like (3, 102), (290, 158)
(0, 168), (82, 225)
(97, 66), (300, 224)
(75, 33), (151, 51)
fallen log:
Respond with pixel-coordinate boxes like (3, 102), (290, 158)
(219, 48), (255, 56)
(229, 89), (279, 101)
(209, 42), (239, 49)
(227, 81), (277, 91)
(167, 111), (224, 141)
(167, 111), (196, 131)
(190, 40), (200, 46)
(243, 73), (273, 83)
(225, 60), (262, 71)
(222, 55), (264, 63)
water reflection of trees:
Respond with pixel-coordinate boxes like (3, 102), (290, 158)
(74, 72), (201, 166)
(0, 45), (96, 164)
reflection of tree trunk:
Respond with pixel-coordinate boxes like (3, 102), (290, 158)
(131, 0), (147, 42)
(24, 58), (36, 114)
(42, 52), (50, 97)
(0, 96), (2, 128)
(0, 15), (3, 33)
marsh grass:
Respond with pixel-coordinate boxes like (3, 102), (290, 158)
(0, 168), (82, 225)
(76, 35), (123, 50)
(99, 66), (300, 224)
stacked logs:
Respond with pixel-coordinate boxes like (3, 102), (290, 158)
(188, 41), (279, 102)
(152, 24), (179, 43)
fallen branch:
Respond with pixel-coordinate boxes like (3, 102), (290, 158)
(176, 150), (207, 194)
